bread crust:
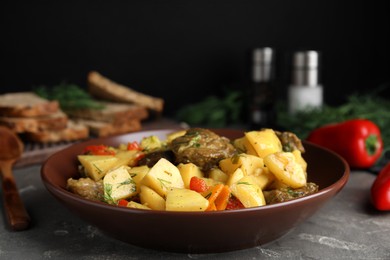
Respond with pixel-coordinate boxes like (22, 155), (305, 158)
(66, 101), (149, 124)
(0, 111), (68, 133)
(24, 121), (89, 143)
(87, 71), (164, 112)
(76, 119), (142, 137)
(0, 92), (59, 117)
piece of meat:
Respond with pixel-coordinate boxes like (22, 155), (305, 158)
(170, 128), (237, 171)
(67, 178), (104, 201)
(275, 131), (305, 153)
(263, 182), (318, 204)
(137, 150), (175, 167)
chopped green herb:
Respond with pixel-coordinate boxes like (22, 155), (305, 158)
(237, 181), (251, 185)
(92, 163), (103, 174)
(157, 178), (172, 189)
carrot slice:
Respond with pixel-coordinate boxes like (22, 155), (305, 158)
(205, 184), (224, 211)
(214, 185), (231, 211)
(207, 202), (217, 211)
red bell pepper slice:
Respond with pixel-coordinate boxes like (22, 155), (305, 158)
(371, 162), (390, 211)
(127, 141), (142, 151)
(189, 176), (209, 193)
(307, 119), (383, 169)
(117, 199), (129, 207)
(83, 145), (116, 156)
(225, 196), (245, 210)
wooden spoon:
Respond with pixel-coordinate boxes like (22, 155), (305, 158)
(0, 126), (30, 230)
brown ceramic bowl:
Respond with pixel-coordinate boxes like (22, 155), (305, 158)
(41, 129), (349, 253)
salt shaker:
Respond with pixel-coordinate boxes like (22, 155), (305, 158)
(288, 50), (323, 114)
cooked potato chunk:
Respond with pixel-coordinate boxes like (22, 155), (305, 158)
(103, 166), (137, 204)
(126, 201), (151, 210)
(250, 172), (275, 190)
(166, 188), (209, 211)
(292, 150), (308, 179)
(115, 150), (141, 167)
(142, 158), (185, 197)
(166, 130), (186, 144)
(128, 165), (149, 193)
(140, 135), (163, 152)
(208, 168), (229, 184)
(220, 153), (268, 178)
(230, 176), (266, 208)
(264, 152), (306, 188)
(78, 155), (119, 181)
(177, 163), (204, 188)
(245, 129), (282, 158)
(233, 137), (257, 155)
(226, 168), (245, 186)
(139, 185), (166, 210)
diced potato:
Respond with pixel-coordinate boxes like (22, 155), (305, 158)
(200, 177), (219, 187)
(139, 185), (166, 210)
(268, 179), (289, 190)
(264, 152), (306, 188)
(78, 155), (119, 181)
(208, 168), (229, 184)
(128, 165), (150, 193)
(103, 166), (137, 204)
(142, 158), (184, 197)
(126, 201), (151, 210)
(230, 176), (266, 208)
(219, 156), (241, 176)
(239, 154), (267, 176)
(292, 150), (308, 179)
(250, 172), (275, 190)
(115, 150), (140, 167)
(226, 168), (245, 187)
(166, 130), (186, 144)
(166, 188), (209, 211)
(245, 129), (282, 158)
(219, 154), (267, 177)
(140, 135), (163, 152)
(233, 137), (246, 152)
(233, 137), (257, 156)
(177, 163), (204, 189)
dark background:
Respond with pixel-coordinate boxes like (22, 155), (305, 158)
(1, 0), (389, 117)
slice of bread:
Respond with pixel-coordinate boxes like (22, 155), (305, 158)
(76, 118), (142, 137)
(0, 92), (59, 117)
(87, 71), (164, 113)
(0, 111), (68, 133)
(66, 101), (149, 124)
(24, 120), (89, 143)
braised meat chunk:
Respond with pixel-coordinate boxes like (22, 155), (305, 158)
(138, 150), (175, 168)
(263, 182), (318, 204)
(275, 131), (305, 153)
(170, 128), (237, 171)
(67, 178), (104, 201)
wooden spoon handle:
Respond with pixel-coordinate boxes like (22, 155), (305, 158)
(1, 163), (30, 231)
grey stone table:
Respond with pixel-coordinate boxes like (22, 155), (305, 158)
(0, 164), (390, 260)
(1, 165), (390, 259)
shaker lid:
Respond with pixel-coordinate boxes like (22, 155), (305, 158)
(293, 50), (318, 69)
(252, 47), (273, 82)
(253, 47), (273, 64)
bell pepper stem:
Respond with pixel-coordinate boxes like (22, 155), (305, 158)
(366, 134), (379, 156)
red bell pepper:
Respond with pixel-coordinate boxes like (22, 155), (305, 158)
(83, 145), (116, 156)
(117, 199), (129, 207)
(371, 162), (390, 211)
(307, 119), (383, 169)
(225, 196), (245, 210)
(189, 176), (209, 193)
(127, 141), (142, 151)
